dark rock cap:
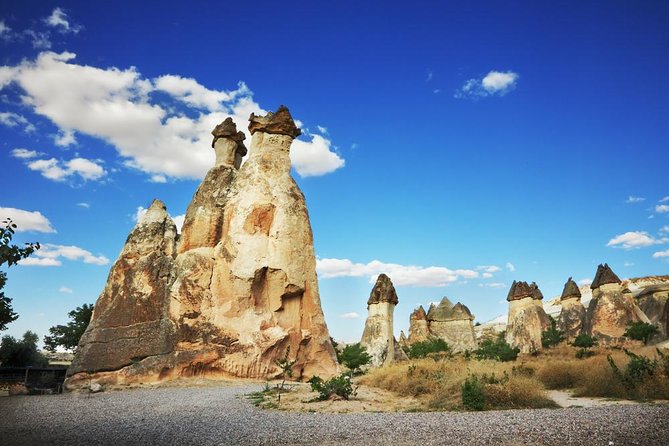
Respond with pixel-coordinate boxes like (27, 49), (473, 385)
(367, 273), (399, 306)
(507, 281), (544, 301)
(410, 305), (427, 320)
(248, 105), (302, 138)
(560, 277), (582, 300)
(531, 282), (544, 300)
(427, 296), (454, 321)
(211, 117), (248, 156)
(590, 263), (621, 290)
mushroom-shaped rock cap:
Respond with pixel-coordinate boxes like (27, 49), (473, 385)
(248, 105), (302, 138)
(410, 305), (428, 320)
(211, 117), (248, 155)
(507, 281), (535, 301)
(530, 282), (544, 300)
(428, 296), (455, 320)
(560, 277), (582, 300)
(590, 263), (621, 290)
(367, 273), (399, 306)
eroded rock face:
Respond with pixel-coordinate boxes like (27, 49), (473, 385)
(67, 108), (338, 388)
(584, 264), (643, 344)
(360, 274), (400, 367)
(557, 277), (586, 341)
(408, 306), (429, 344)
(68, 199), (178, 378)
(426, 298), (477, 352)
(505, 281), (551, 353)
(635, 284), (669, 339)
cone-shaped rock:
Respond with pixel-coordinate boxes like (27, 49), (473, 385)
(424, 297), (477, 352)
(557, 277), (586, 341)
(361, 274), (401, 367)
(67, 199), (178, 382)
(585, 264), (643, 344)
(505, 281), (551, 353)
(408, 305), (429, 344)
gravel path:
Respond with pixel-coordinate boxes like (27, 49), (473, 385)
(1, 384), (667, 445)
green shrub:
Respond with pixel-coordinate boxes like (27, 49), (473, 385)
(572, 334), (597, 349)
(475, 336), (519, 362)
(541, 316), (565, 348)
(338, 343), (371, 374)
(624, 321), (659, 345)
(461, 375), (485, 411)
(406, 338), (451, 359)
(308, 373), (356, 401)
(607, 349), (657, 390)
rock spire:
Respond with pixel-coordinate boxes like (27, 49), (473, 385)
(505, 280), (550, 353)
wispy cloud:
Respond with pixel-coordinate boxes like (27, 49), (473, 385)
(340, 312), (362, 320)
(653, 249), (669, 259)
(479, 282), (506, 288)
(455, 70), (519, 99)
(626, 196), (645, 203)
(0, 207), (55, 233)
(505, 262), (516, 272)
(44, 8), (81, 34)
(607, 231), (668, 249)
(656, 205), (669, 214)
(59, 286), (73, 293)
(20, 243), (108, 267)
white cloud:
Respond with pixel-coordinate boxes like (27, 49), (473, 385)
(623, 262), (635, 267)
(660, 226), (669, 235)
(479, 282), (506, 288)
(316, 125), (328, 134)
(340, 312), (362, 320)
(0, 207), (55, 233)
(578, 278), (592, 286)
(20, 243), (109, 266)
(45, 8), (80, 34)
(607, 231), (668, 249)
(11, 148), (40, 159)
(59, 286), (73, 293)
(476, 265), (501, 273)
(76, 202), (90, 209)
(659, 196), (669, 203)
(54, 129), (76, 147)
(455, 70), (518, 99)
(0, 51), (344, 180)
(150, 174), (167, 183)
(482, 272), (493, 279)
(656, 205), (669, 214)
(316, 258), (479, 287)
(505, 262), (515, 272)
(626, 196), (645, 203)
(653, 249), (669, 259)
(26, 156), (106, 182)
(0, 20), (11, 38)
(23, 30), (51, 49)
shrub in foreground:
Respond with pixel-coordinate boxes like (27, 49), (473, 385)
(461, 376), (485, 410)
(475, 336), (519, 362)
(308, 373), (356, 401)
(338, 343), (371, 374)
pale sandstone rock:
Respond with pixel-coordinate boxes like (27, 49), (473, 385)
(634, 284), (669, 339)
(505, 281), (551, 353)
(557, 277), (586, 341)
(426, 298), (477, 352)
(408, 306), (429, 344)
(360, 274), (400, 367)
(66, 109), (338, 388)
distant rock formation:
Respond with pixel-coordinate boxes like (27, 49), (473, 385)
(557, 277), (586, 341)
(426, 297), (478, 352)
(584, 264), (644, 344)
(634, 283), (669, 339)
(360, 274), (406, 366)
(408, 306), (430, 344)
(67, 107), (338, 389)
(505, 281), (551, 353)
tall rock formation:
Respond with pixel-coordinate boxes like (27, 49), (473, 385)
(635, 284), (669, 339)
(557, 277), (586, 341)
(360, 274), (403, 367)
(585, 264), (643, 344)
(66, 107), (338, 388)
(408, 305), (430, 344)
(505, 281), (551, 353)
(426, 297), (477, 352)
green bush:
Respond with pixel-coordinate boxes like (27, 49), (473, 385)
(406, 338), (451, 359)
(338, 343), (371, 374)
(308, 373), (356, 401)
(624, 321), (659, 345)
(475, 336), (519, 362)
(541, 316), (565, 348)
(607, 349), (658, 390)
(572, 334), (597, 349)
(461, 375), (485, 411)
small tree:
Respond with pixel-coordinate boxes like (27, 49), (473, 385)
(0, 331), (48, 367)
(339, 343), (371, 374)
(0, 218), (40, 331)
(461, 375), (485, 411)
(406, 338), (450, 359)
(44, 304), (94, 352)
(475, 334), (519, 362)
(624, 321), (659, 345)
(274, 346), (296, 391)
(572, 334), (597, 359)
(541, 316), (565, 348)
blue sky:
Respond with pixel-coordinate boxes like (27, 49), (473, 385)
(1, 1), (668, 344)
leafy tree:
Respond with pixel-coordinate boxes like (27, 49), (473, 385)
(406, 338), (451, 359)
(541, 316), (565, 348)
(475, 334), (519, 362)
(572, 334), (597, 359)
(624, 321), (659, 345)
(308, 372), (356, 401)
(338, 343), (371, 374)
(274, 346), (296, 391)
(43, 304), (94, 352)
(0, 218), (40, 331)
(0, 330), (48, 367)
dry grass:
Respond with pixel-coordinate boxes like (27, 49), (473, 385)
(359, 357), (556, 411)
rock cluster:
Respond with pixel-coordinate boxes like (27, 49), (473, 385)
(406, 297), (477, 352)
(360, 274), (407, 366)
(505, 281), (551, 353)
(557, 277), (586, 341)
(66, 107), (338, 389)
(634, 284), (669, 338)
